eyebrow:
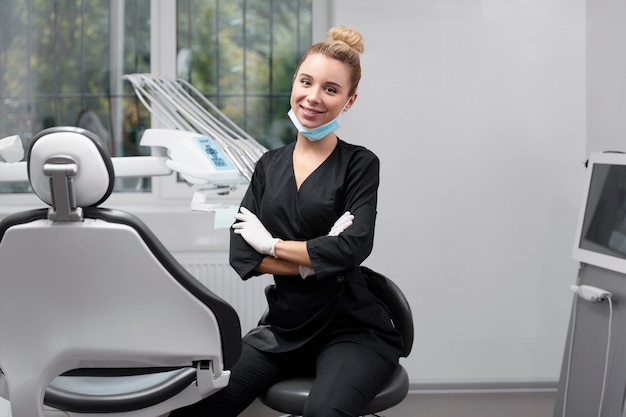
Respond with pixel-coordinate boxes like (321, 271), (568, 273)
(298, 72), (344, 90)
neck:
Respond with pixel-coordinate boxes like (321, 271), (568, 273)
(295, 133), (337, 154)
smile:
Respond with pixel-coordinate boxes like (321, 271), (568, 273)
(300, 106), (324, 115)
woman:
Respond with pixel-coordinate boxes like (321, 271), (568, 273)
(170, 26), (403, 417)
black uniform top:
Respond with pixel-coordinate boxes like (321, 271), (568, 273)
(229, 139), (402, 360)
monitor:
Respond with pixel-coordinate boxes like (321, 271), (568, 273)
(573, 151), (626, 273)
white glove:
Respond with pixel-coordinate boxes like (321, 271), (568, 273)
(328, 211), (354, 236)
(299, 265), (316, 279)
(300, 211), (354, 278)
(232, 207), (281, 257)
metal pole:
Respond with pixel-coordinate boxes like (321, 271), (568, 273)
(110, 0), (125, 156)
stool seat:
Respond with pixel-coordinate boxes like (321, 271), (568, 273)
(259, 365), (409, 416)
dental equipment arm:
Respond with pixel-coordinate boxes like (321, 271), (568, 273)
(124, 74), (267, 182)
(0, 129), (246, 188)
(0, 154), (172, 182)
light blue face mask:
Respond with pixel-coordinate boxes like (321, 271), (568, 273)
(288, 103), (348, 141)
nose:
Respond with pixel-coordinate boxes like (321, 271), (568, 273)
(306, 86), (322, 104)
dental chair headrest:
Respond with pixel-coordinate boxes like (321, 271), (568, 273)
(27, 127), (115, 208)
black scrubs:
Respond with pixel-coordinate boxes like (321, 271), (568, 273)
(230, 139), (402, 360)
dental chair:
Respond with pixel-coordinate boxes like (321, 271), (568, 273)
(259, 267), (414, 417)
(0, 126), (241, 417)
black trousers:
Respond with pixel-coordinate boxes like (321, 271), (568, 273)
(168, 341), (398, 417)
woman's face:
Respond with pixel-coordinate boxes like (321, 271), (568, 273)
(290, 53), (357, 129)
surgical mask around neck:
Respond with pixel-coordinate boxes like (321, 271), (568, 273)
(288, 103), (348, 141)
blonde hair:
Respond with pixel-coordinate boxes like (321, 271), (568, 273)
(296, 26), (365, 96)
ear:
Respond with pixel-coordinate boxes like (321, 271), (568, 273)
(343, 93), (358, 111)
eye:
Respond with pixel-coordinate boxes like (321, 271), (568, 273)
(299, 78), (312, 87)
(324, 86), (338, 94)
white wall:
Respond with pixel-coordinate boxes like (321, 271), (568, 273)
(331, 0), (586, 385)
(587, 0), (626, 153)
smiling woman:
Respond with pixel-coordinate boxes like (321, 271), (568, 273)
(169, 26), (405, 417)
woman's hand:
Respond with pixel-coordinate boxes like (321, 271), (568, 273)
(299, 211), (354, 278)
(232, 207), (281, 257)
(328, 211), (354, 236)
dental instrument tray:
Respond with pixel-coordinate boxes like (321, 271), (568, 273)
(140, 128), (243, 186)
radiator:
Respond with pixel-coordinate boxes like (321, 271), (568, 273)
(174, 252), (272, 335)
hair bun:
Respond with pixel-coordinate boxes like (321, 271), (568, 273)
(328, 26), (364, 54)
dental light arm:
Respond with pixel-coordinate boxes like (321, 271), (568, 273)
(0, 154), (172, 182)
(0, 129), (247, 198)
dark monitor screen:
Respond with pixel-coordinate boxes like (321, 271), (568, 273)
(579, 163), (626, 258)
(574, 153), (626, 273)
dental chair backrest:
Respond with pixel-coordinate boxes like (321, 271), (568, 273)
(0, 127), (241, 417)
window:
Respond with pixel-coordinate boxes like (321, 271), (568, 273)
(0, 0), (312, 196)
(176, 0), (311, 150)
(0, 0), (151, 193)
